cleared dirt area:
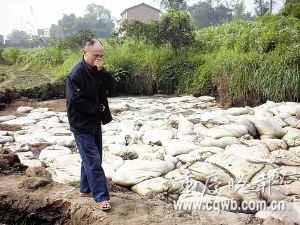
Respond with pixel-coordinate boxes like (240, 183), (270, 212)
(0, 97), (67, 116)
(0, 174), (260, 225)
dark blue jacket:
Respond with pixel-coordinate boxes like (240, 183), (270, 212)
(66, 59), (115, 131)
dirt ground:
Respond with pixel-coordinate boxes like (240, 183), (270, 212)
(0, 98), (67, 117)
(0, 174), (260, 225)
(0, 98), (261, 225)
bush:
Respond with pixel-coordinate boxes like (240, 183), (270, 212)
(282, 0), (300, 19)
(191, 14), (300, 105)
(51, 29), (96, 52)
(3, 48), (21, 64)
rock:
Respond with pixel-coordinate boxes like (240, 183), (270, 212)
(112, 159), (175, 186)
(271, 150), (300, 166)
(262, 216), (297, 225)
(197, 124), (248, 139)
(197, 96), (215, 102)
(0, 135), (14, 144)
(225, 107), (250, 116)
(193, 123), (208, 134)
(142, 129), (174, 145)
(187, 161), (232, 186)
(282, 127), (300, 144)
(43, 135), (75, 147)
(206, 153), (264, 182)
(0, 150), (26, 173)
(256, 202), (300, 224)
(261, 186), (289, 203)
(236, 117), (258, 137)
(218, 184), (260, 202)
(102, 123), (119, 132)
(31, 108), (49, 113)
(1, 117), (37, 126)
(198, 136), (240, 148)
(261, 182), (300, 203)
(36, 121), (66, 130)
(223, 144), (271, 164)
(289, 146), (300, 157)
(177, 114), (194, 137)
(18, 177), (51, 191)
(25, 166), (52, 179)
(110, 103), (129, 114)
(46, 127), (72, 136)
(103, 134), (125, 145)
(176, 147), (224, 164)
(200, 110), (230, 125)
(16, 151), (41, 167)
(161, 139), (200, 156)
(24, 112), (49, 120)
(164, 169), (205, 193)
(7, 143), (30, 153)
(58, 113), (68, 123)
(126, 144), (165, 160)
(105, 144), (138, 160)
(46, 154), (81, 183)
(16, 106), (34, 113)
(265, 166), (300, 184)
(285, 116), (300, 128)
(102, 151), (124, 179)
(247, 116), (286, 139)
(14, 132), (47, 145)
(239, 134), (261, 146)
(278, 104), (300, 116)
(273, 116), (289, 127)
(0, 115), (17, 123)
(131, 177), (183, 196)
(39, 145), (72, 161)
(176, 191), (232, 212)
(262, 139), (288, 151)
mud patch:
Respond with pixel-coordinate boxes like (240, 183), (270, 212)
(0, 149), (27, 175)
(0, 193), (71, 225)
(18, 177), (52, 191)
(29, 143), (52, 158)
(0, 123), (22, 131)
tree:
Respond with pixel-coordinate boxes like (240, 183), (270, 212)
(188, 0), (233, 28)
(58, 14), (78, 36)
(82, 3), (114, 37)
(6, 29), (31, 47)
(254, 0), (272, 16)
(232, 0), (255, 20)
(53, 29), (96, 52)
(160, 0), (188, 11)
(50, 4), (114, 38)
(160, 9), (195, 53)
(119, 20), (150, 41)
(282, 0), (300, 18)
(233, 0), (246, 18)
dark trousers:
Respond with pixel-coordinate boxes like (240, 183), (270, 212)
(73, 126), (109, 202)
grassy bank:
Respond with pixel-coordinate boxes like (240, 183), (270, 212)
(1, 14), (299, 106)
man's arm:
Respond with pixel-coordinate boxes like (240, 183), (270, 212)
(66, 75), (99, 115)
(99, 68), (116, 91)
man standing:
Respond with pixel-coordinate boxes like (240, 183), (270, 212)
(66, 39), (115, 210)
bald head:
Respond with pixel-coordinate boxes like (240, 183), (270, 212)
(84, 39), (103, 50)
(83, 39), (104, 68)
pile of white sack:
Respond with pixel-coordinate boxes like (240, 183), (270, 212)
(1, 96), (300, 223)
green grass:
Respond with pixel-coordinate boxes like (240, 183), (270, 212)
(0, 70), (6, 82)
(66, 180), (80, 188)
(12, 70), (50, 90)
